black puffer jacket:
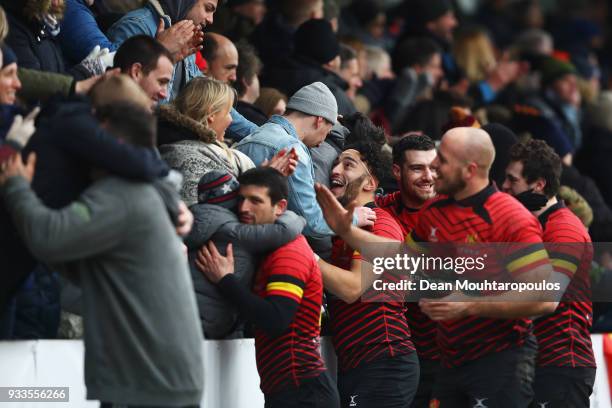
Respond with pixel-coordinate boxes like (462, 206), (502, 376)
(1, 0), (90, 79)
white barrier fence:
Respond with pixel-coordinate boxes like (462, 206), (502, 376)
(0, 336), (610, 407)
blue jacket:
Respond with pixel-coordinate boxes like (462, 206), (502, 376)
(59, 0), (118, 65)
(235, 116), (337, 238)
(106, 4), (257, 140)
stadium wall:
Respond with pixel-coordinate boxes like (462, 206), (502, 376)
(0, 337), (609, 407)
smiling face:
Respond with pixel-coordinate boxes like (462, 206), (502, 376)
(186, 0), (218, 27)
(133, 55), (174, 106)
(330, 150), (372, 206)
(0, 63), (22, 105)
(394, 149), (437, 206)
(431, 138), (466, 196)
(207, 97), (233, 141)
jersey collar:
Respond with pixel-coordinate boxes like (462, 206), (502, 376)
(454, 183), (497, 208)
(538, 200), (565, 229)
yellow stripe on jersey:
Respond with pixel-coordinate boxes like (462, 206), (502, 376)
(406, 233), (427, 253)
(266, 282), (304, 299)
(552, 258), (578, 275)
(506, 249), (549, 273)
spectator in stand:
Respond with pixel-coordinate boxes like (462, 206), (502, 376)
(386, 37), (444, 133)
(0, 103), (204, 407)
(158, 77), (254, 207)
(513, 57), (581, 164)
(235, 82), (376, 257)
(208, 0), (267, 42)
(579, 90), (612, 204)
(355, 45), (395, 116)
(200, 32), (239, 84)
(338, 0), (388, 48)
(323, 0), (339, 33)
(254, 87), (287, 118)
(399, 0), (520, 105)
(59, 0), (119, 66)
(338, 44), (363, 103)
(113, 35), (174, 109)
(234, 42), (267, 126)
(263, 18), (356, 115)
(0, 0), (110, 78)
(185, 169), (306, 338)
(453, 27), (498, 84)
(0, 44), (44, 329)
(250, 0), (324, 66)
(196, 167), (341, 408)
(107, 0), (258, 141)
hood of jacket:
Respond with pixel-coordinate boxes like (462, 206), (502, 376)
(157, 104), (217, 145)
(185, 204), (237, 249)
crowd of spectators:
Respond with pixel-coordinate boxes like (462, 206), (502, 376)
(1, 0), (612, 406)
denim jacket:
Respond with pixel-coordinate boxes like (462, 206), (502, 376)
(106, 4), (257, 140)
(235, 116), (348, 238)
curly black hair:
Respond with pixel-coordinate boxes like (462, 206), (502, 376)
(343, 141), (391, 184)
(392, 133), (435, 164)
(341, 112), (386, 147)
(509, 139), (561, 198)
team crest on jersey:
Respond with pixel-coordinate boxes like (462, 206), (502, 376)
(429, 227), (439, 242)
(465, 233), (479, 243)
(429, 399), (440, 408)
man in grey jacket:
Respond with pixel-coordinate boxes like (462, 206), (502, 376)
(186, 169), (306, 338)
(0, 108), (203, 407)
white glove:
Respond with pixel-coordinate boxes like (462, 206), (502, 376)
(80, 46), (115, 76)
(6, 107), (40, 148)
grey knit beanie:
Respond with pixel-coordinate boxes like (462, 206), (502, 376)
(286, 82), (338, 125)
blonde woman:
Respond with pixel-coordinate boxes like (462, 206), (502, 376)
(453, 27), (497, 83)
(158, 77), (256, 207)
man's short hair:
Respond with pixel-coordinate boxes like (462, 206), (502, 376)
(339, 44), (357, 70)
(235, 42), (262, 97)
(392, 134), (436, 164)
(238, 167), (288, 204)
(509, 139), (562, 198)
(343, 141), (389, 183)
(95, 102), (157, 147)
(114, 35), (173, 74)
(392, 37), (441, 74)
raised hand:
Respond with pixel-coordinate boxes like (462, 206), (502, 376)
(156, 19), (199, 61)
(315, 183), (354, 236)
(262, 148), (299, 177)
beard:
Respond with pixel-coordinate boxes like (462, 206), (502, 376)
(338, 175), (367, 207)
(435, 171), (466, 197)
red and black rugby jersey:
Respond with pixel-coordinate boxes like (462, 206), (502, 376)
(253, 235), (326, 394)
(534, 201), (595, 368)
(408, 184), (549, 368)
(328, 207), (415, 372)
(377, 191), (441, 361)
